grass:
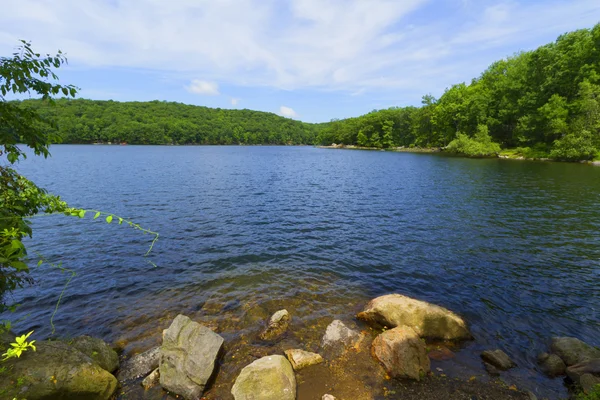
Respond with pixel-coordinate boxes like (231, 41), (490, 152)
(576, 384), (600, 400)
(499, 145), (551, 159)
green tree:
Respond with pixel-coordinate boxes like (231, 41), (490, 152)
(357, 130), (368, 147)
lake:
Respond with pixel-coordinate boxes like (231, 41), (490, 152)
(6, 145), (600, 399)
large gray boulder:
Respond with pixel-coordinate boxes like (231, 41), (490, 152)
(320, 320), (361, 358)
(159, 314), (224, 400)
(537, 352), (566, 377)
(117, 346), (160, 382)
(551, 337), (600, 366)
(357, 294), (471, 340)
(231, 355), (296, 400)
(70, 335), (119, 373)
(259, 309), (291, 341)
(566, 359), (600, 383)
(0, 340), (117, 400)
(371, 326), (430, 380)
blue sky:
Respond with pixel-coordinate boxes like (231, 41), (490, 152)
(1, 0), (599, 122)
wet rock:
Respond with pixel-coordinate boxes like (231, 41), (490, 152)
(284, 348), (324, 370)
(371, 326), (430, 381)
(160, 314), (224, 400)
(537, 352), (566, 376)
(428, 345), (455, 361)
(0, 340), (117, 400)
(117, 346), (160, 382)
(481, 349), (516, 370)
(321, 319), (361, 358)
(322, 395), (337, 400)
(231, 355), (296, 400)
(484, 362), (501, 376)
(550, 337), (600, 366)
(259, 309), (291, 341)
(580, 373), (600, 394)
(142, 368), (160, 390)
(70, 335), (119, 373)
(357, 294), (471, 340)
(566, 358), (600, 383)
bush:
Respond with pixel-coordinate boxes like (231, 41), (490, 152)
(446, 125), (501, 157)
(576, 384), (600, 400)
(550, 130), (598, 161)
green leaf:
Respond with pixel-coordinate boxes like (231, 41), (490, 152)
(93, 212), (101, 219)
(78, 210), (86, 218)
(106, 215), (113, 224)
(118, 218), (123, 225)
(37, 259), (43, 267)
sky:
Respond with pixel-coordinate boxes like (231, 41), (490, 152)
(1, 0), (599, 123)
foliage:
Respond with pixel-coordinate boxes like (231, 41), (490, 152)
(15, 98), (323, 146)
(446, 125), (501, 157)
(576, 385), (600, 400)
(319, 23), (600, 161)
(1, 331), (35, 361)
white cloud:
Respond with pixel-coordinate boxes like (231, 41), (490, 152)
(186, 79), (220, 95)
(231, 98), (240, 106)
(0, 0), (599, 97)
(279, 106), (297, 118)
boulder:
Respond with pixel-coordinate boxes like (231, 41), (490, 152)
(551, 337), (600, 366)
(484, 362), (500, 376)
(321, 320), (361, 358)
(357, 294), (471, 340)
(537, 352), (566, 377)
(371, 326), (430, 381)
(481, 349), (516, 370)
(142, 368), (160, 390)
(284, 349), (324, 370)
(580, 374), (600, 394)
(0, 340), (117, 400)
(259, 309), (291, 341)
(70, 335), (119, 373)
(566, 359), (600, 383)
(231, 355), (296, 400)
(159, 314), (224, 400)
(117, 346), (160, 382)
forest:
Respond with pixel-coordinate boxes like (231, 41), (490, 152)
(13, 23), (600, 161)
(317, 23), (600, 161)
(18, 98), (323, 145)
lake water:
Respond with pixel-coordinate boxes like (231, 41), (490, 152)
(5, 145), (600, 399)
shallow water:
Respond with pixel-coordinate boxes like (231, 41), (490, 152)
(4, 145), (600, 399)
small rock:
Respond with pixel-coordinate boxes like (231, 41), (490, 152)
(322, 395), (337, 400)
(537, 352), (566, 377)
(357, 294), (471, 340)
(481, 349), (516, 370)
(526, 391), (538, 400)
(321, 320), (361, 358)
(428, 345), (455, 361)
(566, 358), (600, 383)
(259, 309), (291, 341)
(142, 368), (160, 390)
(231, 355), (296, 400)
(117, 347), (160, 382)
(284, 349), (324, 370)
(551, 337), (600, 366)
(160, 314), (224, 400)
(371, 326), (430, 381)
(580, 373), (600, 394)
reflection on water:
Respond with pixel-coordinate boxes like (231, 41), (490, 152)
(5, 145), (600, 399)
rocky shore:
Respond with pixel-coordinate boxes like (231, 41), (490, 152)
(1, 294), (598, 399)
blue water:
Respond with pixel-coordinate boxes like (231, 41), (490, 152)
(4, 145), (600, 398)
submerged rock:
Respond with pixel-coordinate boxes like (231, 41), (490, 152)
(117, 346), (160, 382)
(481, 349), (516, 371)
(357, 294), (471, 340)
(284, 348), (324, 370)
(231, 355), (296, 400)
(259, 309), (291, 341)
(537, 352), (566, 377)
(551, 337), (600, 366)
(70, 335), (119, 373)
(371, 326), (430, 381)
(321, 319), (361, 358)
(159, 314), (224, 400)
(142, 368), (160, 390)
(0, 340), (117, 400)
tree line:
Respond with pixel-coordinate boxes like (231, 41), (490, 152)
(17, 98), (324, 145)
(317, 23), (600, 161)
